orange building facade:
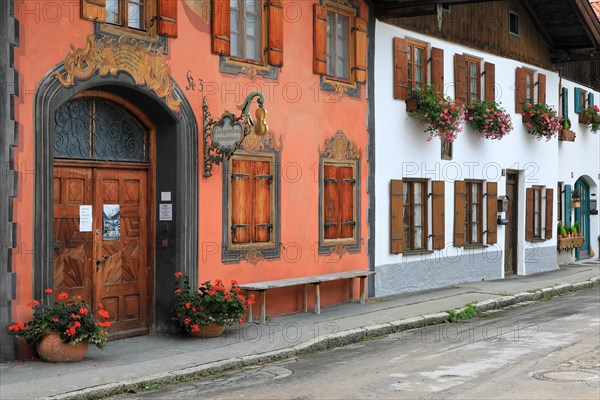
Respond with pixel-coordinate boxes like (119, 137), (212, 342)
(0, 0), (371, 359)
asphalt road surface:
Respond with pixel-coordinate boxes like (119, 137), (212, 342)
(115, 288), (600, 399)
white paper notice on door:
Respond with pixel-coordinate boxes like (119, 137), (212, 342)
(79, 205), (93, 232)
(159, 204), (172, 221)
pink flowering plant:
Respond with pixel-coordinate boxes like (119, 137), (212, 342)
(7, 289), (110, 348)
(171, 272), (251, 334)
(521, 103), (562, 141)
(581, 105), (600, 133)
(466, 100), (513, 140)
(409, 85), (465, 142)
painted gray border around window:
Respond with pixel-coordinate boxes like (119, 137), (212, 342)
(33, 64), (199, 303)
(318, 157), (361, 255)
(0, 0), (18, 361)
(219, 56), (279, 80)
(221, 152), (281, 262)
(93, 21), (169, 53)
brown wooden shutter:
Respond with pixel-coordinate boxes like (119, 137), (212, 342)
(537, 73), (547, 105)
(339, 166), (356, 239)
(212, 0), (231, 56)
(454, 180), (466, 247)
(353, 17), (368, 84)
(525, 187), (534, 241)
(485, 182), (498, 245)
(454, 54), (466, 105)
(516, 67), (526, 113)
(431, 47), (444, 95)
(231, 159), (252, 243)
(254, 160), (272, 243)
(484, 62), (495, 103)
(431, 181), (445, 250)
(390, 179), (404, 253)
(313, 4), (328, 75)
(157, 0), (178, 38)
(267, 0), (284, 67)
(324, 165), (340, 239)
(393, 37), (408, 100)
(81, 0), (106, 22)
(545, 188), (553, 240)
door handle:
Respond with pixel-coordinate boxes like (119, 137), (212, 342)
(96, 255), (109, 271)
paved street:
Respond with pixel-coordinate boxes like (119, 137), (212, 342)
(113, 287), (600, 400)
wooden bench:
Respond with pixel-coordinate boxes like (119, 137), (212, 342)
(238, 270), (376, 325)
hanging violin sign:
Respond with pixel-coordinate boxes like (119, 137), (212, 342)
(203, 91), (267, 177)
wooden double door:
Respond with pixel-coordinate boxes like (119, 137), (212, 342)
(53, 164), (151, 337)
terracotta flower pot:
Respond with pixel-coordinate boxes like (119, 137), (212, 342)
(189, 324), (225, 338)
(406, 97), (418, 113)
(522, 113), (532, 123)
(558, 129), (576, 142)
(35, 332), (88, 363)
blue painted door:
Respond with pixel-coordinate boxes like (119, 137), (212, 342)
(574, 179), (590, 260)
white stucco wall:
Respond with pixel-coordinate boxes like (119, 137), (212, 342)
(373, 20), (563, 296)
(557, 79), (600, 259)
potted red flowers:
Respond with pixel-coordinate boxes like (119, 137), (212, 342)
(7, 289), (110, 362)
(171, 272), (250, 338)
(408, 85), (465, 142)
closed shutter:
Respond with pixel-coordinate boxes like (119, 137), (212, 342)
(565, 184), (572, 227)
(562, 87), (569, 118)
(267, 0), (284, 67)
(431, 181), (445, 250)
(81, 0), (106, 21)
(545, 188), (553, 240)
(324, 165), (340, 239)
(484, 62), (495, 103)
(353, 17), (368, 84)
(339, 166), (356, 238)
(157, 0), (177, 37)
(589, 93), (595, 107)
(453, 180), (466, 247)
(525, 187), (534, 241)
(574, 88), (582, 113)
(313, 4), (328, 75)
(537, 73), (546, 104)
(254, 161), (272, 243)
(515, 67), (526, 113)
(231, 159), (252, 243)
(454, 54), (466, 105)
(212, 0), (231, 56)
(390, 179), (404, 253)
(393, 37), (408, 100)
(486, 182), (498, 245)
(431, 47), (444, 95)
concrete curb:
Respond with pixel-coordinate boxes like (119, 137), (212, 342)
(46, 276), (599, 400)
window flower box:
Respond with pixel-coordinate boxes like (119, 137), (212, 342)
(406, 97), (418, 113)
(558, 128), (576, 142)
(578, 113), (593, 124)
(557, 236), (585, 251)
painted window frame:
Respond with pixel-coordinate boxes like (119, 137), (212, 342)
(222, 150), (281, 262)
(403, 178), (429, 251)
(524, 69), (535, 105)
(322, 2), (356, 86)
(465, 180), (483, 245)
(464, 55), (481, 105)
(577, 88), (588, 113)
(407, 38), (429, 92)
(509, 10), (519, 37)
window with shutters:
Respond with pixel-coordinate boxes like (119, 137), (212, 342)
(223, 151), (281, 262)
(212, 0), (283, 75)
(403, 179), (428, 251)
(525, 185), (553, 242)
(313, 2), (367, 92)
(465, 181), (483, 244)
(577, 88), (588, 113)
(319, 131), (361, 254)
(464, 56), (481, 105)
(321, 161), (358, 246)
(407, 39), (428, 92)
(81, 0), (177, 40)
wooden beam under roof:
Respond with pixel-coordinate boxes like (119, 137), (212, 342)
(518, 0), (556, 51)
(569, 0), (600, 49)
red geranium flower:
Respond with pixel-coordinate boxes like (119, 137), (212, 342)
(44, 288), (53, 294)
(57, 292), (69, 301)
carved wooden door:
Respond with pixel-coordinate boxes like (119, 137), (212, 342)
(53, 167), (94, 303)
(54, 166), (149, 337)
(93, 168), (148, 336)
